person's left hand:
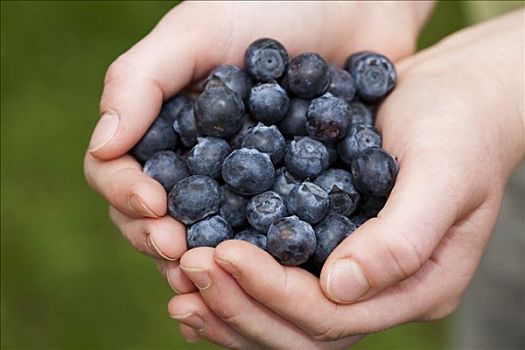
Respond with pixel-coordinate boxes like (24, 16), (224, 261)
(165, 9), (524, 349)
(84, 0), (431, 299)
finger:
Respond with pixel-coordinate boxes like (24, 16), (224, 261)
(315, 68), (494, 304)
(214, 240), (464, 341)
(156, 259), (197, 294)
(180, 247), (362, 349)
(215, 241), (345, 340)
(84, 153), (166, 218)
(168, 292), (262, 350)
(319, 148), (484, 304)
(109, 206), (186, 260)
(89, 3), (240, 159)
(179, 324), (200, 343)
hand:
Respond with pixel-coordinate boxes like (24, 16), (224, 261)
(168, 9), (525, 349)
(84, 1), (433, 296)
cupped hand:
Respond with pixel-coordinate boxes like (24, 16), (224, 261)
(168, 9), (525, 348)
(84, 2), (431, 282)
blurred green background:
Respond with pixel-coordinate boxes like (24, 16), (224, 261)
(1, 1), (522, 349)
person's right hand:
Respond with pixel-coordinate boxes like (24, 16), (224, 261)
(166, 8), (524, 348)
(83, 0), (433, 310)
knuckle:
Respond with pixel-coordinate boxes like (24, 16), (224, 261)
(220, 338), (244, 350)
(168, 292), (201, 315)
(101, 55), (136, 111)
(130, 225), (153, 255)
(212, 302), (240, 324)
(309, 324), (345, 342)
(103, 167), (138, 203)
(109, 212), (152, 256)
(423, 298), (461, 321)
(383, 234), (425, 281)
(134, 235), (151, 255)
(104, 54), (132, 85)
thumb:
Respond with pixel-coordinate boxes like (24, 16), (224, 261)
(319, 150), (480, 304)
(88, 3), (233, 160)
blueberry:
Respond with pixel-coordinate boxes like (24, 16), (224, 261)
(132, 117), (177, 164)
(174, 147), (190, 162)
(172, 102), (203, 148)
(244, 38), (289, 82)
(205, 65), (254, 102)
(348, 212), (369, 227)
(186, 137), (232, 179)
(327, 64), (356, 103)
(242, 123), (286, 163)
(337, 124), (382, 164)
(219, 186), (248, 228)
(249, 82), (289, 125)
(186, 215), (233, 249)
(279, 98), (310, 137)
(246, 191), (287, 232)
(356, 98), (379, 115)
(313, 213), (356, 267)
(325, 189), (358, 217)
(222, 148), (275, 196)
(229, 115), (256, 149)
(356, 195), (387, 218)
(314, 168), (360, 216)
(267, 216), (316, 266)
(278, 72), (290, 92)
(143, 151), (190, 192)
(345, 51), (396, 103)
(168, 175), (220, 225)
(314, 168), (358, 198)
(323, 141), (338, 165)
(272, 167), (300, 197)
(287, 182), (329, 224)
(350, 102), (374, 126)
(284, 137), (330, 180)
(234, 230), (267, 250)
(351, 148), (398, 197)
(286, 53), (330, 99)
(195, 85), (245, 137)
(159, 93), (193, 125)
(300, 259), (321, 277)
(306, 93), (351, 142)
(344, 51), (370, 73)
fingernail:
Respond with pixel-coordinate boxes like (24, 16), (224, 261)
(179, 266), (211, 290)
(170, 312), (205, 331)
(128, 194), (159, 218)
(89, 111), (119, 152)
(148, 235), (176, 261)
(214, 256), (240, 279)
(166, 263), (181, 294)
(156, 259), (168, 277)
(327, 259), (370, 303)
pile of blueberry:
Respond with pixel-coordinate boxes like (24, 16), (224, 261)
(132, 38), (398, 273)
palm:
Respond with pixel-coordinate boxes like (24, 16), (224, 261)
(164, 2), (416, 83)
(356, 56), (504, 319)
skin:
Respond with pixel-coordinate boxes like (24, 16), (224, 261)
(83, 2), (525, 349)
